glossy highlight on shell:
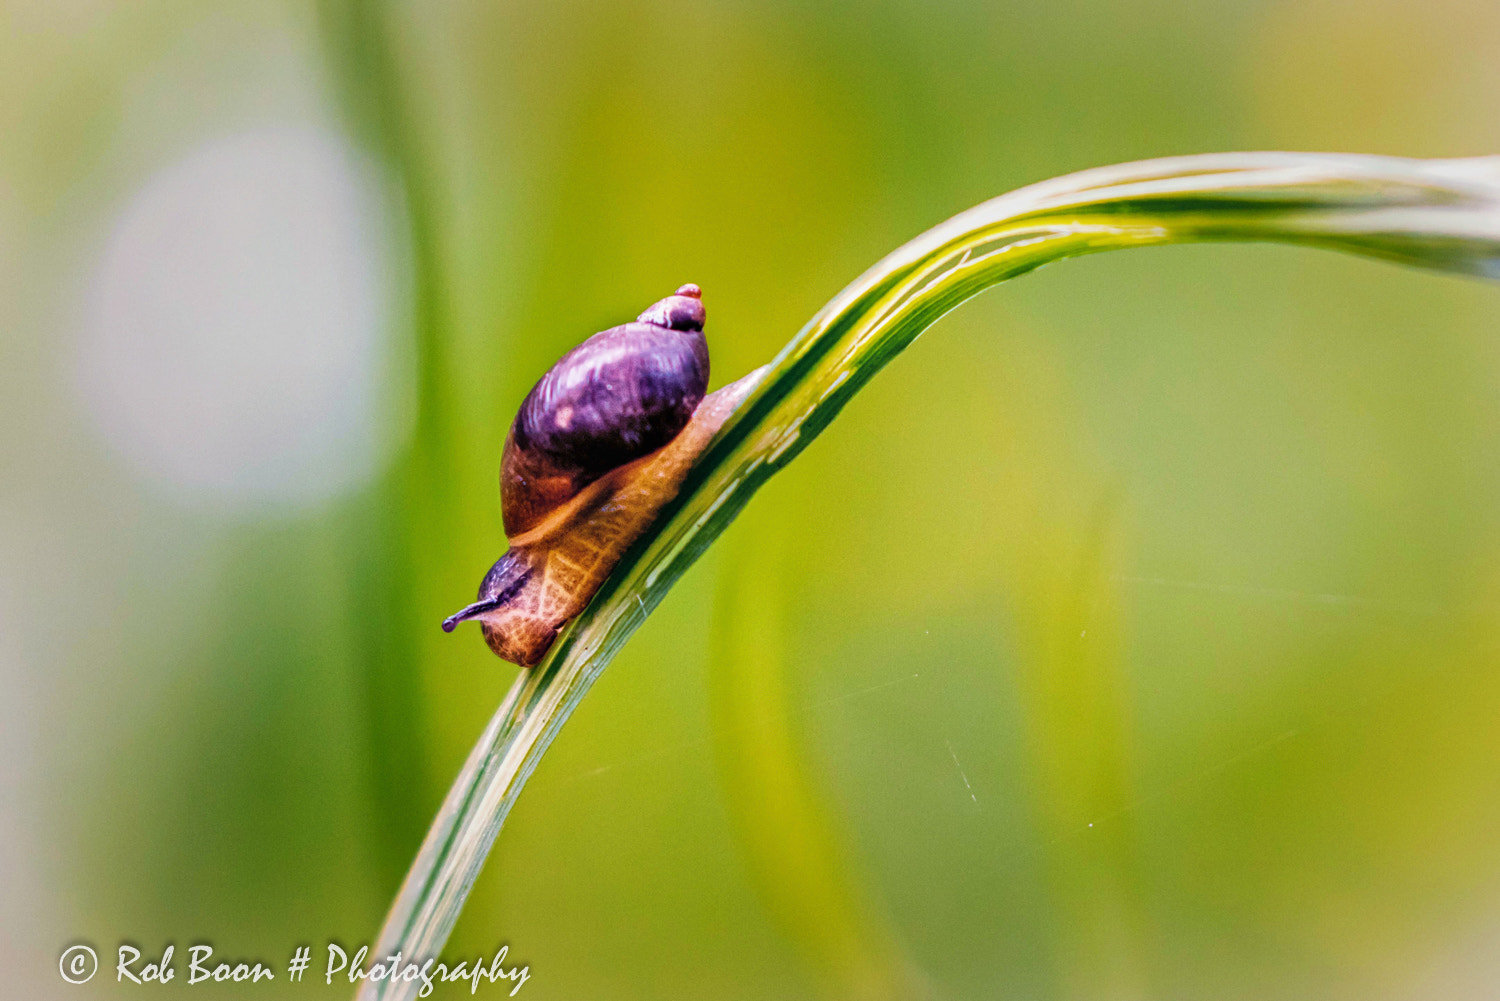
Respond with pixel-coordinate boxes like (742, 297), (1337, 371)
(443, 284), (741, 666)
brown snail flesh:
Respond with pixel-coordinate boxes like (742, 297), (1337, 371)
(442, 284), (749, 667)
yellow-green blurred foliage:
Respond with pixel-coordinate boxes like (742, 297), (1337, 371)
(4, 1), (1500, 999)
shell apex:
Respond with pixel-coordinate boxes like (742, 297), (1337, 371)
(637, 283), (706, 331)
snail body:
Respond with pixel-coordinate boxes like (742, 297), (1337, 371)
(444, 284), (750, 666)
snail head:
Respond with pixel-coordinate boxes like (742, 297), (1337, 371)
(441, 548), (556, 665)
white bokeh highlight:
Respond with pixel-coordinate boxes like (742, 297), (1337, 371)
(80, 125), (408, 512)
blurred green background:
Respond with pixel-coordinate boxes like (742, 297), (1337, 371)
(5, 1), (1500, 998)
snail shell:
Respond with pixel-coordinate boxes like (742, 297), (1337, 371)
(443, 284), (748, 666)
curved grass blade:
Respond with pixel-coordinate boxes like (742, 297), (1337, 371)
(357, 151), (1500, 1000)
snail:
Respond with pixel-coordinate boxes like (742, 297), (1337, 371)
(442, 284), (756, 666)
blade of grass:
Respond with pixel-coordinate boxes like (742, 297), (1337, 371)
(357, 152), (1500, 1000)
